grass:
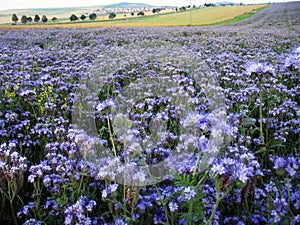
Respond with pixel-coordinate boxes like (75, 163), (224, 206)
(213, 5), (269, 25)
(0, 5), (269, 29)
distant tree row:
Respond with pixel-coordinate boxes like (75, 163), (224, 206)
(174, 4), (198, 12)
(12, 14), (56, 24)
(204, 3), (216, 7)
(69, 11), (145, 22)
(69, 13), (97, 22)
(152, 8), (162, 14)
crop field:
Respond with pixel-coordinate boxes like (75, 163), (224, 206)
(89, 5), (266, 27)
(0, 2), (300, 225)
(0, 5), (266, 28)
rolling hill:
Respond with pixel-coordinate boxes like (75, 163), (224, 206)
(104, 2), (156, 8)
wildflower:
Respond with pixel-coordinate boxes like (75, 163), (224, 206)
(182, 187), (197, 201)
(246, 62), (275, 76)
(168, 202), (179, 212)
(96, 99), (115, 112)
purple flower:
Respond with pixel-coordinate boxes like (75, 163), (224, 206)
(211, 163), (226, 176)
(102, 183), (118, 198)
(64, 196), (96, 225)
(182, 187), (197, 201)
(246, 62), (275, 76)
(168, 201), (179, 212)
(114, 218), (127, 225)
(96, 99), (115, 112)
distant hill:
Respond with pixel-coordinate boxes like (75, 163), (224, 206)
(215, 1), (236, 5)
(104, 2), (155, 8)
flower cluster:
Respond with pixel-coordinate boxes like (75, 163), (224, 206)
(271, 155), (299, 177)
(64, 196), (96, 225)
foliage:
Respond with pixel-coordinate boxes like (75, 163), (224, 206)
(70, 14), (79, 22)
(34, 15), (40, 23)
(27, 17), (33, 23)
(41, 15), (48, 23)
(152, 8), (161, 14)
(204, 3), (216, 7)
(80, 14), (87, 21)
(21, 15), (27, 24)
(89, 13), (97, 21)
(11, 14), (18, 23)
(137, 11), (145, 16)
(109, 12), (117, 19)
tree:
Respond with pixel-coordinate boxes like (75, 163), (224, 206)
(21, 15), (27, 24)
(137, 11), (144, 16)
(89, 13), (97, 21)
(70, 14), (79, 22)
(204, 3), (215, 7)
(42, 15), (48, 23)
(26, 16), (33, 23)
(80, 14), (87, 21)
(131, 12), (134, 16)
(34, 15), (40, 23)
(109, 12), (116, 19)
(153, 8), (161, 13)
(51, 17), (57, 21)
(12, 14), (19, 23)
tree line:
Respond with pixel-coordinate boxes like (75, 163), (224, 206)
(11, 14), (57, 24)
(69, 11), (146, 22)
(11, 13), (98, 24)
(69, 13), (97, 21)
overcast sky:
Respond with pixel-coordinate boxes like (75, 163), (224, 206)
(0, 0), (287, 11)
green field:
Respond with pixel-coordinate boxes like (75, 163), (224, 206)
(0, 5), (268, 29)
(98, 5), (267, 27)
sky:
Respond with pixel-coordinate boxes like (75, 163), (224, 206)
(0, 0), (289, 11)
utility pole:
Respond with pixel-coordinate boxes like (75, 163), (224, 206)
(189, 0), (193, 25)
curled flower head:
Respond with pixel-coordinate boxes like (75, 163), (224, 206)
(284, 46), (300, 70)
(246, 62), (275, 81)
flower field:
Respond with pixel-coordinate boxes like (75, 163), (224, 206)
(0, 2), (299, 225)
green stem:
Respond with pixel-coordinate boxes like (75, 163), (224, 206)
(123, 138), (127, 213)
(287, 179), (290, 209)
(265, 103), (269, 143)
(196, 170), (209, 189)
(154, 185), (170, 225)
(123, 175), (127, 212)
(206, 191), (221, 225)
(193, 152), (202, 178)
(107, 114), (117, 157)
(10, 199), (18, 225)
(258, 81), (265, 145)
(188, 201), (194, 225)
(206, 179), (230, 225)
(78, 158), (86, 199)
